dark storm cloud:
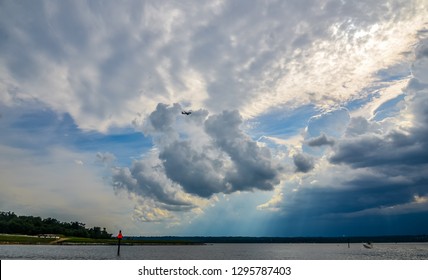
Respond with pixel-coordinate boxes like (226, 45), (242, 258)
(112, 161), (194, 209)
(284, 177), (418, 217)
(293, 153), (315, 173)
(330, 129), (428, 168)
(270, 166), (428, 236)
(115, 105), (282, 203)
(306, 133), (335, 147)
(205, 110), (281, 192)
(159, 140), (227, 198)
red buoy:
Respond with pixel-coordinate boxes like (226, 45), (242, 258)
(117, 230), (123, 256)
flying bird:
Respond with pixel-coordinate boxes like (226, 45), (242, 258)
(181, 110), (191, 115)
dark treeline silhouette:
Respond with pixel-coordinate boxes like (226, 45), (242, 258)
(133, 235), (428, 243)
(0, 211), (112, 239)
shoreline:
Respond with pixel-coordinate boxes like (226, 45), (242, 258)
(2, 233), (428, 245)
(0, 234), (204, 246)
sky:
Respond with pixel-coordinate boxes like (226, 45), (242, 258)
(1, 0), (428, 237)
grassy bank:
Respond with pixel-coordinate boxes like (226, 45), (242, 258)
(0, 234), (59, 244)
(0, 234), (119, 245)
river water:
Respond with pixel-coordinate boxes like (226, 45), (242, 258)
(1, 243), (428, 260)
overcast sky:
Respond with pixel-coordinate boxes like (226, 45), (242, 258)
(1, 0), (428, 237)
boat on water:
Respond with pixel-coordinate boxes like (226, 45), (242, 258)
(362, 242), (373, 249)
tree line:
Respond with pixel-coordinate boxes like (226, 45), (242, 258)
(0, 211), (112, 239)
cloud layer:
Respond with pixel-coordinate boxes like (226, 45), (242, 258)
(1, 0), (426, 132)
(1, 1), (428, 235)
(112, 104), (282, 221)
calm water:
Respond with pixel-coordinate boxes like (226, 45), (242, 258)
(1, 243), (428, 260)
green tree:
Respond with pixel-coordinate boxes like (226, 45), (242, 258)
(0, 211), (112, 238)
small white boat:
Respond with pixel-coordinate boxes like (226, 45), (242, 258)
(362, 242), (373, 249)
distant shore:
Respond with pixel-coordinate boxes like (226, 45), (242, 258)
(125, 235), (428, 244)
